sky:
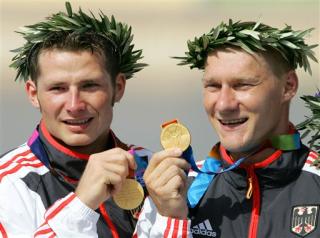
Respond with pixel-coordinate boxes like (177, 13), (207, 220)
(1, 0), (319, 159)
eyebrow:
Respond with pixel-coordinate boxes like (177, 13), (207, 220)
(45, 81), (66, 86)
(202, 76), (224, 85)
(202, 76), (217, 83)
(203, 76), (260, 83)
(80, 79), (98, 84)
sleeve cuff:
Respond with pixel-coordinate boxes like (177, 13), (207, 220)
(46, 192), (99, 237)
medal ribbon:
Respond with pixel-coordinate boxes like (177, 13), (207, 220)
(183, 146), (245, 175)
(270, 133), (301, 150)
(128, 149), (148, 188)
(185, 146), (246, 208)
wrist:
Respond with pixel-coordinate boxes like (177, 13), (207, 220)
(157, 203), (188, 219)
(75, 190), (106, 210)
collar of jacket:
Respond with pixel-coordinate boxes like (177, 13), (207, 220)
(216, 143), (310, 189)
(28, 120), (128, 184)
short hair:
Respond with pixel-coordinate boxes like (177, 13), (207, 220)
(206, 45), (292, 78)
(259, 47), (293, 78)
(29, 32), (119, 86)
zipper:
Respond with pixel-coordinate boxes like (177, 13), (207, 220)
(246, 166), (261, 238)
(246, 176), (253, 199)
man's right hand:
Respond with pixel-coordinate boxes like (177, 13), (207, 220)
(143, 148), (190, 219)
(75, 148), (136, 210)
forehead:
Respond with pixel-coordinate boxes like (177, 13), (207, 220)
(38, 48), (105, 65)
(203, 48), (271, 81)
(37, 49), (109, 81)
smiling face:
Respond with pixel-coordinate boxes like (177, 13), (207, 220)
(26, 49), (125, 154)
(202, 47), (297, 157)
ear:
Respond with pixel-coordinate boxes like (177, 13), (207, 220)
(25, 79), (40, 108)
(113, 73), (126, 103)
(282, 70), (298, 103)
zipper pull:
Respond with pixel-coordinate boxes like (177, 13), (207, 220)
(246, 176), (253, 199)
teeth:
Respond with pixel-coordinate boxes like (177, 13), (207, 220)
(65, 119), (90, 125)
(220, 118), (247, 125)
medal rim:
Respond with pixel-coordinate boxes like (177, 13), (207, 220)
(113, 178), (144, 210)
(160, 122), (191, 151)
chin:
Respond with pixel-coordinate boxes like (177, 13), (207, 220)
(61, 136), (94, 147)
(220, 139), (248, 153)
(224, 145), (243, 153)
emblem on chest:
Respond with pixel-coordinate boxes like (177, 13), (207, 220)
(291, 205), (318, 237)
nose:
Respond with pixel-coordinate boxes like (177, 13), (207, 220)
(215, 86), (238, 113)
(66, 88), (86, 114)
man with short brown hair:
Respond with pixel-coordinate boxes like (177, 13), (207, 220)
(0, 2), (150, 237)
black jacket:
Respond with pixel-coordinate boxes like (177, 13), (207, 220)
(0, 122), (151, 237)
(189, 144), (320, 238)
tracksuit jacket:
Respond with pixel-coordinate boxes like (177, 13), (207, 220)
(135, 143), (320, 238)
(0, 122), (152, 238)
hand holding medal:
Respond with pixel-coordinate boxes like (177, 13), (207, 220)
(160, 119), (222, 209)
(115, 119), (192, 211)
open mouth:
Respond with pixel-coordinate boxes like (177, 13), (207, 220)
(63, 118), (93, 126)
(219, 118), (248, 126)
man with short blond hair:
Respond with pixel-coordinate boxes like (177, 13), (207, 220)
(136, 20), (320, 238)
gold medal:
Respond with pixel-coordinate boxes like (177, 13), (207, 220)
(160, 119), (191, 151)
(113, 179), (144, 210)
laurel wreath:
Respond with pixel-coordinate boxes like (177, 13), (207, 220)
(174, 19), (318, 74)
(10, 1), (147, 81)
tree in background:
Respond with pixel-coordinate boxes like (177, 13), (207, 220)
(297, 91), (320, 153)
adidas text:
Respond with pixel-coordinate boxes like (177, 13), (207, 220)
(191, 228), (217, 237)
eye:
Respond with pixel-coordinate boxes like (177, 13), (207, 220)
(49, 86), (66, 92)
(204, 82), (221, 92)
(82, 82), (100, 89)
(233, 83), (253, 90)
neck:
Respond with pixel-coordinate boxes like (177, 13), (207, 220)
(230, 121), (296, 163)
(230, 147), (277, 164)
(57, 132), (114, 155)
(41, 121), (114, 156)
(60, 142), (107, 155)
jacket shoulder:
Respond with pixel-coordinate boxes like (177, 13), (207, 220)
(302, 150), (320, 177)
(0, 143), (46, 183)
(0, 143), (31, 162)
